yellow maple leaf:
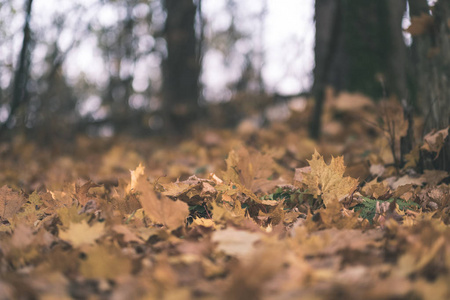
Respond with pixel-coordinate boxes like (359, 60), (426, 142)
(59, 220), (105, 247)
(303, 150), (358, 206)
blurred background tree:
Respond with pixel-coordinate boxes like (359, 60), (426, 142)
(0, 0), (447, 170)
(1, 0), (308, 139)
(309, 0), (449, 169)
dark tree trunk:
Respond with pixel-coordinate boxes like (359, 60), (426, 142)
(309, 0), (407, 139)
(162, 0), (201, 134)
(409, 0), (450, 171)
(1, 0), (34, 134)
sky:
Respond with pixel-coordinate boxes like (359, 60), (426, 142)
(201, 0), (315, 99)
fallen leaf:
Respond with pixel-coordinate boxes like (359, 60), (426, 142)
(192, 218), (216, 229)
(390, 175), (425, 190)
(80, 245), (132, 279)
(212, 227), (262, 257)
(0, 186), (25, 222)
(132, 165), (189, 229)
(112, 224), (143, 243)
(59, 220), (105, 247)
(303, 150), (358, 206)
(421, 127), (449, 156)
(422, 170), (449, 186)
(223, 146), (280, 193)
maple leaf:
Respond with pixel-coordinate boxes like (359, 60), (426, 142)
(0, 186), (26, 222)
(131, 165), (189, 229)
(59, 220), (105, 247)
(302, 150), (358, 206)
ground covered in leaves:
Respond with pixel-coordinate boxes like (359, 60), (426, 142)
(0, 95), (449, 299)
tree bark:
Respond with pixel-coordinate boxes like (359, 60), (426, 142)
(409, 0), (450, 171)
(309, 0), (407, 139)
(162, 0), (201, 134)
(1, 0), (34, 134)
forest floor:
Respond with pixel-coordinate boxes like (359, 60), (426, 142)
(0, 94), (449, 299)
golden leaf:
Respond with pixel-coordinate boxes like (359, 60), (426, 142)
(303, 150), (358, 206)
(59, 220), (105, 247)
(127, 163), (145, 193)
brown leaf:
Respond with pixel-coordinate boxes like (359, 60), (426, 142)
(112, 224), (143, 243)
(223, 146), (281, 194)
(406, 13), (434, 36)
(421, 127), (449, 155)
(212, 227), (262, 257)
(423, 170), (449, 186)
(75, 180), (100, 206)
(132, 165), (189, 229)
(0, 186), (25, 222)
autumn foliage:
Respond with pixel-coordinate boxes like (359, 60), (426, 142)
(0, 97), (449, 299)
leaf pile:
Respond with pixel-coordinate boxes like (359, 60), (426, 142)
(0, 98), (449, 299)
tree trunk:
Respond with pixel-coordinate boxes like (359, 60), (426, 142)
(409, 0), (450, 171)
(162, 0), (201, 134)
(310, 0), (407, 139)
(1, 0), (34, 134)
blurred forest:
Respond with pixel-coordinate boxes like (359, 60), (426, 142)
(0, 0), (312, 139)
(0, 0), (448, 166)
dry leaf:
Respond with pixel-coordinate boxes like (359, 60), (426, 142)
(421, 127), (449, 156)
(212, 227), (262, 257)
(192, 218), (216, 229)
(223, 146), (280, 193)
(59, 220), (105, 247)
(406, 13), (434, 36)
(0, 186), (25, 221)
(112, 224), (143, 243)
(390, 175), (425, 190)
(131, 165), (189, 229)
(80, 245), (132, 279)
(303, 150), (358, 206)
(362, 179), (390, 199)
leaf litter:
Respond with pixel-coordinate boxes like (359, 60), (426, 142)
(0, 98), (449, 299)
